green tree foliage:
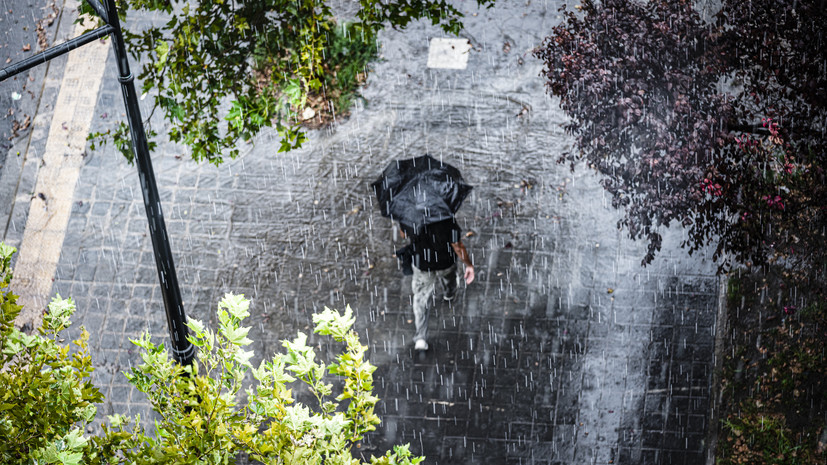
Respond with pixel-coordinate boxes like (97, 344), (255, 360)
(1, 243), (420, 463)
(0, 244), (102, 464)
(87, 0), (494, 165)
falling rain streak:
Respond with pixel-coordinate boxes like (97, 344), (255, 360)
(0, 0), (733, 463)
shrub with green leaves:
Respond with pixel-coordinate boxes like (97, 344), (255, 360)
(93, 293), (422, 464)
(0, 243), (103, 464)
(2, 242), (421, 463)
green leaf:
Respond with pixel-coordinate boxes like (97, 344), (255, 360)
(283, 405), (311, 431)
(159, 96), (185, 122)
(108, 414), (126, 428)
(223, 324), (253, 347)
(234, 16), (250, 32)
(283, 332), (309, 356)
(219, 293), (250, 320)
(233, 348), (254, 368)
(43, 295), (76, 332)
(271, 355), (297, 384)
(0, 243), (15, 261)
(283, 79), (305, 109)
(36, 444), (60, 463)
(187, 317), (205, 336)
(58, 451), (83, 465)
(154, 40), (170, 71)
(252, 362), (269, 382)
(64, 428), (88, 450)
(2, 338), (21, 355)
(286, 350), (317, 378)
(277, 125), (308, 153)
(323, 413), (350, 436)
(78, 404), (97, 422)
(313, 305), (355, 341)
(308, 78), (323, 91)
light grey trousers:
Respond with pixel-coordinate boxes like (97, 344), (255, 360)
(411, 263), (458, 342)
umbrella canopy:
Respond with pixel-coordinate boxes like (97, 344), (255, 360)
(372, 154), (473, 234)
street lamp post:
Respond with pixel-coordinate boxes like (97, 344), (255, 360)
(0, 0), (194, 365)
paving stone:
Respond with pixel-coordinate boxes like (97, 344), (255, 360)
(0, 0), (727, 462)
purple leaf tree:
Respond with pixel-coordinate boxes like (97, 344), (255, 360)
(535, 0), (827, 291)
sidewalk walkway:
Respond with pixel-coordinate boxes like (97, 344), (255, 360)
(2, 2), (721, 464)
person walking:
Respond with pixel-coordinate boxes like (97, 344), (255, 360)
(401, 219), (474, 351)
(372, 154), (474, 351)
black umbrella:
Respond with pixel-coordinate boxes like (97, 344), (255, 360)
(372, 154), (473, 234)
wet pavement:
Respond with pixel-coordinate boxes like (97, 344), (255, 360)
(0, 0), (64, 237)
(1, 1), (721, 464)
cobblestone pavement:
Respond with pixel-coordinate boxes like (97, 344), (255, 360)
(2, 1), (722, 464)
(1, 0), (68, 250)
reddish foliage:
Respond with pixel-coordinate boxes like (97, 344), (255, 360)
(535, 0), (827, 290)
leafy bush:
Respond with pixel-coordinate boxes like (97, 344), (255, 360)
(1, 243), (420, 463)
(0, 243), (102, 464)
(94, 294), (421, 464)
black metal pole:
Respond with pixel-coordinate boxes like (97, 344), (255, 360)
(85, 0), (110, 24)
(102, 0), (194, 365)
(0, 25), (113, 82)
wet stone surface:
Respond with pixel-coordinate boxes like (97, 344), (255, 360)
(23, 1), (722, 463)
(0, 0), (67, 245)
